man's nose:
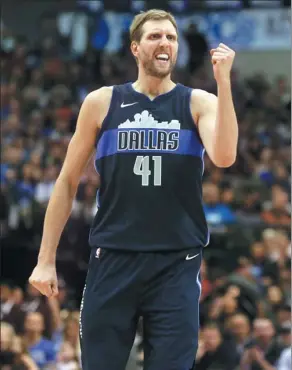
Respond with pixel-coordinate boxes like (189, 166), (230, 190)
(159, 35), (170, 47)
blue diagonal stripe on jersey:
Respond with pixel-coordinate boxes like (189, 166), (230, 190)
(96, 128), (204, 160)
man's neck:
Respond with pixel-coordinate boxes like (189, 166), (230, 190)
(25, 332), (42, 346)
(133, 72), (176, 99)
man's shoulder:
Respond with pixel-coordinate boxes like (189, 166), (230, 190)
(190, 88), (217, 104)
(189, 88), (217, 121)
(37, 337), (55, 348)
(86, 86), (113, 104)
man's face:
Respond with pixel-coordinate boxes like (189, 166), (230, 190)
(132, 19), (178, 78)
(203, 183), (220, 205)
(24, 312), (44, 334)
(203, 327), (222, 352)
(0, 284), (11, 302)
(229, 315), (250, 339)
(253, 319), (275, 345)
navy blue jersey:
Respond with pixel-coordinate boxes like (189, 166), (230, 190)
(89, 83), (209, 252)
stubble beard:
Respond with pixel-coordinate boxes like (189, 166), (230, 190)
(142, 57), (175, 79)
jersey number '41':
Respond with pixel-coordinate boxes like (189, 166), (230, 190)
(133, 156), (162, 186)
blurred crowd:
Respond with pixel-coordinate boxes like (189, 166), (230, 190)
(1, 9), (291, 370)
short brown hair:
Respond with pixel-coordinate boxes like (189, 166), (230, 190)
(130, 9), (178, 43)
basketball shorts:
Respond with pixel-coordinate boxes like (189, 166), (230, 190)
(80, 246), (202, 370)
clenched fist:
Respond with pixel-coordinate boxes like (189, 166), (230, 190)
(210, 43), (235, 83)
(29, 263), (58, 298)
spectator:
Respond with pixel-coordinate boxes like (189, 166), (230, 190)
(62, 314), (80, 360)
(56, 341), (79, 370)
(1, 281), (25, 335)
(203, 182), (237, 228)
(21, 284), (56, 338)
(1, 322), (38, 370)
(225, 313), (251, 357)
(240, 318), (284, 370)
(196, 322), (239, 370)
(1, 322), (16, 363)
(277, 322), (291, 348)
(12, 287), (24, 306)
(34, 165), (58, 207)
(261, 185), (291, 226)
(277, 347), (291, 370)
(275, 303), (291, 328)
(23, 312), (56, 369)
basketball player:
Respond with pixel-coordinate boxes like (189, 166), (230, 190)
(29, 9), (238, 370)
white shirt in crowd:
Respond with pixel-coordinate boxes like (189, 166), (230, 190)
(277, 347), (291, 370)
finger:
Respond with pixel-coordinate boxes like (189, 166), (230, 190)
(211, 56), (225, 64)
(30, 280), (51, 297)
(212, 52), (227, 57)
(42, 283), (54, 298)
(211, 59), (227, 65)
(210, 49), (216, 56)
(32, 282), (47, 296)
(212, 56), (227, 63)
(212, 54), (227, 60)
(215, 47), (228, 54)
(36, 282), (50, 296)
(219, 43), (232, 51)
(29, 278), (42, 292)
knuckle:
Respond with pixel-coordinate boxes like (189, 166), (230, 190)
(37, 281), (46, 288)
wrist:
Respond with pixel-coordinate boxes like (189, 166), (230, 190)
(216, 77), (231, 88)
(38, 252), (56, 265)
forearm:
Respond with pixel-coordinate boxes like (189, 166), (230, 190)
(47, 297), (62, 331)
(38, 178), (76, 264)
(20, 354), (39, 370)
(257, 359), (276, 370)
(213, 80), (238, 165)
(240, 351), (251, 370)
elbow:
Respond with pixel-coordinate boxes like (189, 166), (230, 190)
(56, 174), (78, 199)
(213, 154), (236, 168)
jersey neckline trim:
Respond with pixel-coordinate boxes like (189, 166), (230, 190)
(127, 82), (181, 103)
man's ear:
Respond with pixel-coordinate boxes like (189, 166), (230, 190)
(131, 41), (139, 58)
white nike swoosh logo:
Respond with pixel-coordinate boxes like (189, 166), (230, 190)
(186, 253), (200, 260)
(121, 102), (138, 108)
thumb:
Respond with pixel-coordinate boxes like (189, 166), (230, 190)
(51, 281), (59, 297)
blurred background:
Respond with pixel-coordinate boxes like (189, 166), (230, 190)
(1, 1), (291, 369)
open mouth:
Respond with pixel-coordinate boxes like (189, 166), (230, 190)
(155, 53), (170, 62)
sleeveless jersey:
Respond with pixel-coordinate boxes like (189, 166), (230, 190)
(89, 82), (209, 252)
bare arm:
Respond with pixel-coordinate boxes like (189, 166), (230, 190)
(38, 92), (99, 263)
(46, 297), (62, 332)
(240, 350), (251, 370)
(191, 43), (238, 168)
(191, 85), (238, 168)
(254, 356), (277, 370)
(29, 87), (112, 296)
(20, 354), (39, 370)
